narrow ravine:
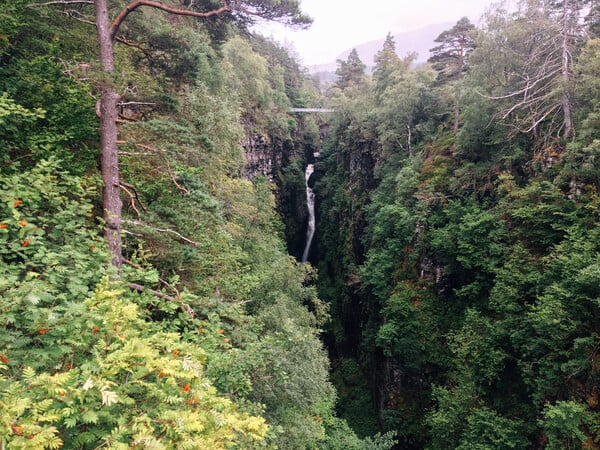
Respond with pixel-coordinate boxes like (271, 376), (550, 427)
(301, 163), (315, 262)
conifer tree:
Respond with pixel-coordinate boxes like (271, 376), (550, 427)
(373, 33), (404, 101)
(335, 48), (367, 89)
(428, 17), (477, 131)
(30, 0), (311, 271)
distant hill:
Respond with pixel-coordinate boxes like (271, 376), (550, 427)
(308, 22), (452, 80)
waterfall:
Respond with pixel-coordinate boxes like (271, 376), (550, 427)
(301, 163), (315, 263)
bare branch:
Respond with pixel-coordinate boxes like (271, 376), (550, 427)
(483, 67), (562, 101)
(128, 281), (194, 317)
(123, 219), (199, 246)
(120, 183), (142, 218)
(123, 258), (181, 298)
(28, 0), (93, 6)
(117, 141), (167, 153)
(121, 182), (147, 211)
(137, 143), (167, 153)
(111, 0), (230, 39)
(129, 282), (176, 301)
(118, 102), (157, 107)
(122, 229), (144, 237)
(119, 151), (155, 156)
(120, 181), (148, 219)
(115, 35), (153, 59)
(164, 159), (190, 195)
(59, 8), (96, 26)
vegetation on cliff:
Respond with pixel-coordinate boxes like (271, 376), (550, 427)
(3, 0), (600, 448)
(315, 1), (600, 448)
(0, 1), (394, 448)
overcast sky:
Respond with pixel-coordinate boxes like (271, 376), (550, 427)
(256, 0), (502, 66)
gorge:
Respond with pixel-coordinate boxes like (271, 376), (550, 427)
(2, 2), (600, 449)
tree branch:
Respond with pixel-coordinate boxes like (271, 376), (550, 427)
(129, 282), (176, 300)
(119, 181), (147, 218)
(128, 282), (195, 316)
(120, 183), (141, 218)
(123, 258), (181, 298)
(123, 219), (199, 246)
(110, 0), (230, 39)
(115, 35), (153, 60)
(58, 8), (97, 26)
(28, 0), (93, 6)
(164, 159), (190, 195)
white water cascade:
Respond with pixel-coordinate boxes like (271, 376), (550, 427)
(301, 163), (315, 263)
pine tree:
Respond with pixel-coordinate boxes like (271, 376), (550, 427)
(428, 17), (477, 131)
(335, 48), (367, 89)
(373, 33), (405, 100)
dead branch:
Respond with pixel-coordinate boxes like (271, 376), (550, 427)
(58, 8), (96, 26)
(116, 142), (187, 193)
(116, 141), (167, 153)
(123, 219), (199, 246)
(111, 0), (230, 39)
(164, 159), (190, 195)
(128, 282), (194, 317)
(119, 151), (155, 156)
(123, 258), (181, 298)
(137, 143), (167, 153)
(28, 0), (93, 6)
(120, 183), (141, 218)
(129, 282), (176, 301)
(120, 181), (147, 218)
(122, 229), (144, 237)
(118, 102), (158, 107)
(115, 35), (153, 60)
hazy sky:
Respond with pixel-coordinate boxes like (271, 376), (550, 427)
(256, 0), (500, 66)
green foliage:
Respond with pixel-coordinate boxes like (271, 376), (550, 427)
(335, 49), (367, 90)
(0, 57), (98, 173)
(313, 4), (600, 448)
(0, 6), (348, 449)
(8, 1), (600, 448)
(222, 37), (272, 110)
(429, 200), (508, 302)
(428, 17), (477, 82)
(0, 160), (269, 448)
(500, 180), (575, 252)
(455, 407), (528, 450)
(0, 281), (269, 449)
(539, 401), (591, 450)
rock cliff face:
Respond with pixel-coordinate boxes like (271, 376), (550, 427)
(241, 120), (302, 182)
(241, 117), (327, 260)
(242, 131), (275, 180)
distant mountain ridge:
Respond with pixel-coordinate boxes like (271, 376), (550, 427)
(308, 22), (452, 77)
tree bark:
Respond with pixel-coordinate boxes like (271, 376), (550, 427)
(95, 0), (123, 271)
(91, 0), (231, 272)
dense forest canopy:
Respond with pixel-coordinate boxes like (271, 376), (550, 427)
(315, 0), (600, 448)
(1, 0), (600, 448)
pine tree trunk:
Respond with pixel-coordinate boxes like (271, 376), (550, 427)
(95, 0), (123, 271)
